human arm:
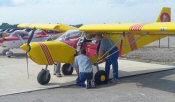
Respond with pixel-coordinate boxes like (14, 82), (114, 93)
(74, 68), (79, 75)
(73, 57), (79, 75)
(96, 39), (106, 62)
(97, 50), (105, 63)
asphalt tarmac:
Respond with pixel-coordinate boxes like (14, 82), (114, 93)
(1, 69), (175, 102)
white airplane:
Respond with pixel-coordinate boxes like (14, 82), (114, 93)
(0, 29), (50, 57)
(0, 23), (77, 57)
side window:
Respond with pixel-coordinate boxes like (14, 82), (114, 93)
(65, 31), (82, 40)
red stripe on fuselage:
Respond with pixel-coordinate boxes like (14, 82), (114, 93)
(39, 43), (51, 65)
(38, 43), (54, 65)
(41, 43), (54, 64)
(2, 35), (47, 42)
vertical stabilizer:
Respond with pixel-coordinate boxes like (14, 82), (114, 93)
(156, 7), (171, 22)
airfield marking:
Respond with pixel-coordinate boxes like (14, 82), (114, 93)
(38, 43), (54, 65)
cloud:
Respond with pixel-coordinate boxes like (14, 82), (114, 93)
(0, 0), (174, 25)
(0, 0), (12, 6)
(12, 0), (26, 5)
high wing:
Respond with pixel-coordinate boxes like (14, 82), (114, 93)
(79, 22), (175, 56)
(18, 23), (78, 31)
(79, 22), (175, 34)
(18, 7), (173, 65)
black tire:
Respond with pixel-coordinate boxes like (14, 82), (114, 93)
(62, 64), (73, 75)
(2, 49), (8, 56)
(37, 69), (51, 85)
(95, 70), (108, 85)
(6, 51), (13, 58)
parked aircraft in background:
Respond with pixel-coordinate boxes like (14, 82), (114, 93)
(0, 24), (77, 57)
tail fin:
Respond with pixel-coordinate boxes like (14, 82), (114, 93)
(156, 7), (171, 22)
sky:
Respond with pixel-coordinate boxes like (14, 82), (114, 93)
(0, 0), (175, 25)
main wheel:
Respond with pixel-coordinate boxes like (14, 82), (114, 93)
(2, 49), (9, 56)
(6, 51), (13, 58)
(37, 69), (51, 85)
(62, 64), (73, 75)
(95, 70), (108, 85)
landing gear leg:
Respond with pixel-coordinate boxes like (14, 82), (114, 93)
(37, 65), (51, 85)
(54, 63), (62, 77)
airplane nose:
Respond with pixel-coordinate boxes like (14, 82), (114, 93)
(20, 44), (29, 51)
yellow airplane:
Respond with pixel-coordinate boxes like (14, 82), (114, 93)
(19, 7), (174, 85)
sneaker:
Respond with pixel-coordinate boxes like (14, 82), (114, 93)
(90, 80), (96, 88)
(111, 79), (118, 83)
(56, 73), (62, 77)
(85, 80), (91, 89)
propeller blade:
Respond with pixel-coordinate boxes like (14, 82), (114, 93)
(25, 28), (36, 78)
(26, 52), (29, 79)
(27, 28), (36, 46)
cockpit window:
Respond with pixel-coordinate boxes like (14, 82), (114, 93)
(11, 30), (29, 36)
(21, 34), (29, 38)
(28, 29), (42, 35)
(56, 30), (83, 41)
(35, 29), (43, 33)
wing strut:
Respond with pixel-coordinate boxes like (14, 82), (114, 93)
(96, 32), (148, 63)
(96, 32), (129, 63)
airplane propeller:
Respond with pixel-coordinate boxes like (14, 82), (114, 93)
(26, 28), (36, 79)
(27, 28), (36, 51)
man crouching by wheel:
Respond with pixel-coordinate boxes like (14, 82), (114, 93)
(73, 49), (95, 89)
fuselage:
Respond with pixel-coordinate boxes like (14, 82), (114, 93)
(20, 30), (99, 65)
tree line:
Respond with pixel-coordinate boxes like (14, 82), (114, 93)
(0, 23), (18, 30)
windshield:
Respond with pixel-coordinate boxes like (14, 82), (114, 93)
(10, 30), (29, 36)
(28, 29), (42, 34)
(56, 30), (83, 41)
(35, 29), (43, 33)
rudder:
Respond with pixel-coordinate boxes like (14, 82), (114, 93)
(156, 7), (171, 22)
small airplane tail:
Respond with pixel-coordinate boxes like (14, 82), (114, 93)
(156, 7), (171, 22)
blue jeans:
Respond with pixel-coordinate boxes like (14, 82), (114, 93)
(105, 47), (119, 80)
(76, 73), (93, 87)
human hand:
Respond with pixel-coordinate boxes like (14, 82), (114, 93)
(93, 62), (98, 66)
